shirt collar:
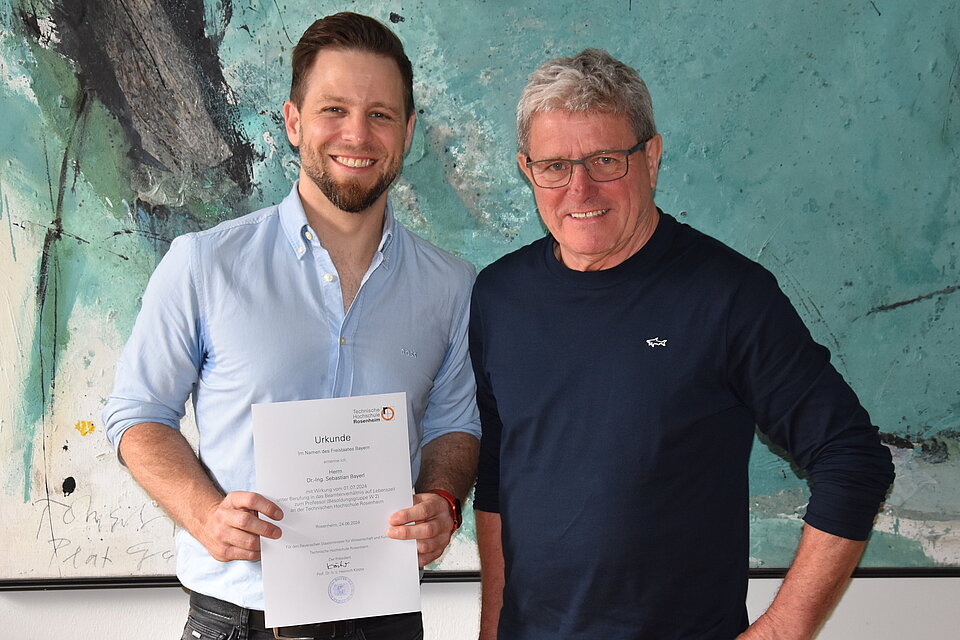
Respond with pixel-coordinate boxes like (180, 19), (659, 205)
(278, 182), (397, 261)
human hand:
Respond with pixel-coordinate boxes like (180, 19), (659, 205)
(387, 492), (456, 567)
(195, 491), (283, 562)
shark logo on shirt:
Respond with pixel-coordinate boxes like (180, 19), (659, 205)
(646, 337), (667, 348)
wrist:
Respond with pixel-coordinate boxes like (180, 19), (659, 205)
(744, 611), (790, 640)
(425, 489), (462, 531)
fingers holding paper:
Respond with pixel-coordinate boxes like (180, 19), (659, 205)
(387, 492), (455, 567)
(198, 491), (284, 562)
(115, 423), (285, 564)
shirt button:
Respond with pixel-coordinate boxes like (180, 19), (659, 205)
(305, 231), (313, 240)
(339, 336), (347, 346)
(323, 273), (335, 282)
(297, 246), (305, 254)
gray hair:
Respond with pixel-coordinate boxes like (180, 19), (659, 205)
(516, 48), (657, 155)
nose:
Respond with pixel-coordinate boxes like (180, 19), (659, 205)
(566, 162), (596, 195)
(341, 112), (371, 144)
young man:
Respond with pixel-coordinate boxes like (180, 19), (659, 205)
(104, 13), (479, 640)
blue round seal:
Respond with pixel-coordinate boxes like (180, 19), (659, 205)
(328, 576), (355, 604)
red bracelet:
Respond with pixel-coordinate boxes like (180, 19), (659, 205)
(426, 489), (463, 531)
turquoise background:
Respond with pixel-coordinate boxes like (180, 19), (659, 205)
(1, 1), (957, 578)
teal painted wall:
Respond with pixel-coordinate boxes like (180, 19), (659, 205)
(0, 0), (957, 579)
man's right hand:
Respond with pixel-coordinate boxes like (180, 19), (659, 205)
(118, 423), (285, 563)
(196, 491), (284, 562)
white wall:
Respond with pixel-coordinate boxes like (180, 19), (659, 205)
(2, 578), (959, 638)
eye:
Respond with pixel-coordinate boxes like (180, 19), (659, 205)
(322, 106), (345, 114)
(544, 161), (569, 173)
(591, 154), (618, 166)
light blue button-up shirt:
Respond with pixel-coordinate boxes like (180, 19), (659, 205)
(103, 184), (480, 607)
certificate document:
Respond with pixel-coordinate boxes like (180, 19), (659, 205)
(252, 392), (420, 626)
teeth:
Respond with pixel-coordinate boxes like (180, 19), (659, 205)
(570, 209), (607, 219)
(333, 156), (374, 168)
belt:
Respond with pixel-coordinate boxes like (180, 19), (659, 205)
(188, 590), (356, 639)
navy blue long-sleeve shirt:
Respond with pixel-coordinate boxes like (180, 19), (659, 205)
(470, 212), (894, 640)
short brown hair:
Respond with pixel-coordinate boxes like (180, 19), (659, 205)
(290, 12), (414, 117)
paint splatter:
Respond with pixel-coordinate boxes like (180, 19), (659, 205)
(0, 176), (16, 261)
(881, 432), (914, 449)
(389, 12), (405, 23)
(62, 476), (76, 496)
(41, 0), (256, 210)
(74, 420), (96, 436)
(865, 284), (960, 316)
(11, 0), (255, 502)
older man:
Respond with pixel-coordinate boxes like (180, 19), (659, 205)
(470, 49), (894, 639)
(103, 13), (479, 640)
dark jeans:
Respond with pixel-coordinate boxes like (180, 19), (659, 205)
(181, 591), (423, 640)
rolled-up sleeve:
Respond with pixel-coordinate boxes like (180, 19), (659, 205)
(726, 265), (895, 540)
(102, 235), (204, 459)
(419, 265), (482, 446)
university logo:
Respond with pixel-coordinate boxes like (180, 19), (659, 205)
(381, 406), (395, 420)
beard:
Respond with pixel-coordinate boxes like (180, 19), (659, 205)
(300, 142), (403, 214)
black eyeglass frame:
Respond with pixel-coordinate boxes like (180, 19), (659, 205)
(524, 140), (647, 188)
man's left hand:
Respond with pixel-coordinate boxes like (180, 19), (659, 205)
(387, 492), (456, 567)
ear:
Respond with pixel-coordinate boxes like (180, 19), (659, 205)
(644, 134), (663, 190)
(517, 151), (534, 185)
(403, 112), (416, 153)
(283, 100), (301, 147)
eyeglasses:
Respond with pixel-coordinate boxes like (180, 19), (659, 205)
(524, 141), (646, 188)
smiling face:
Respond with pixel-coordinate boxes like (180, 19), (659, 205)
(283, 48), (415, 215)
(519, 110), (663, 271)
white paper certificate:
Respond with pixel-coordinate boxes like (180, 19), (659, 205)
(251, 392), (420, 627)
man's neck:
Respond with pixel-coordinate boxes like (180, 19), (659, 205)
(298, 181), (388, 311)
